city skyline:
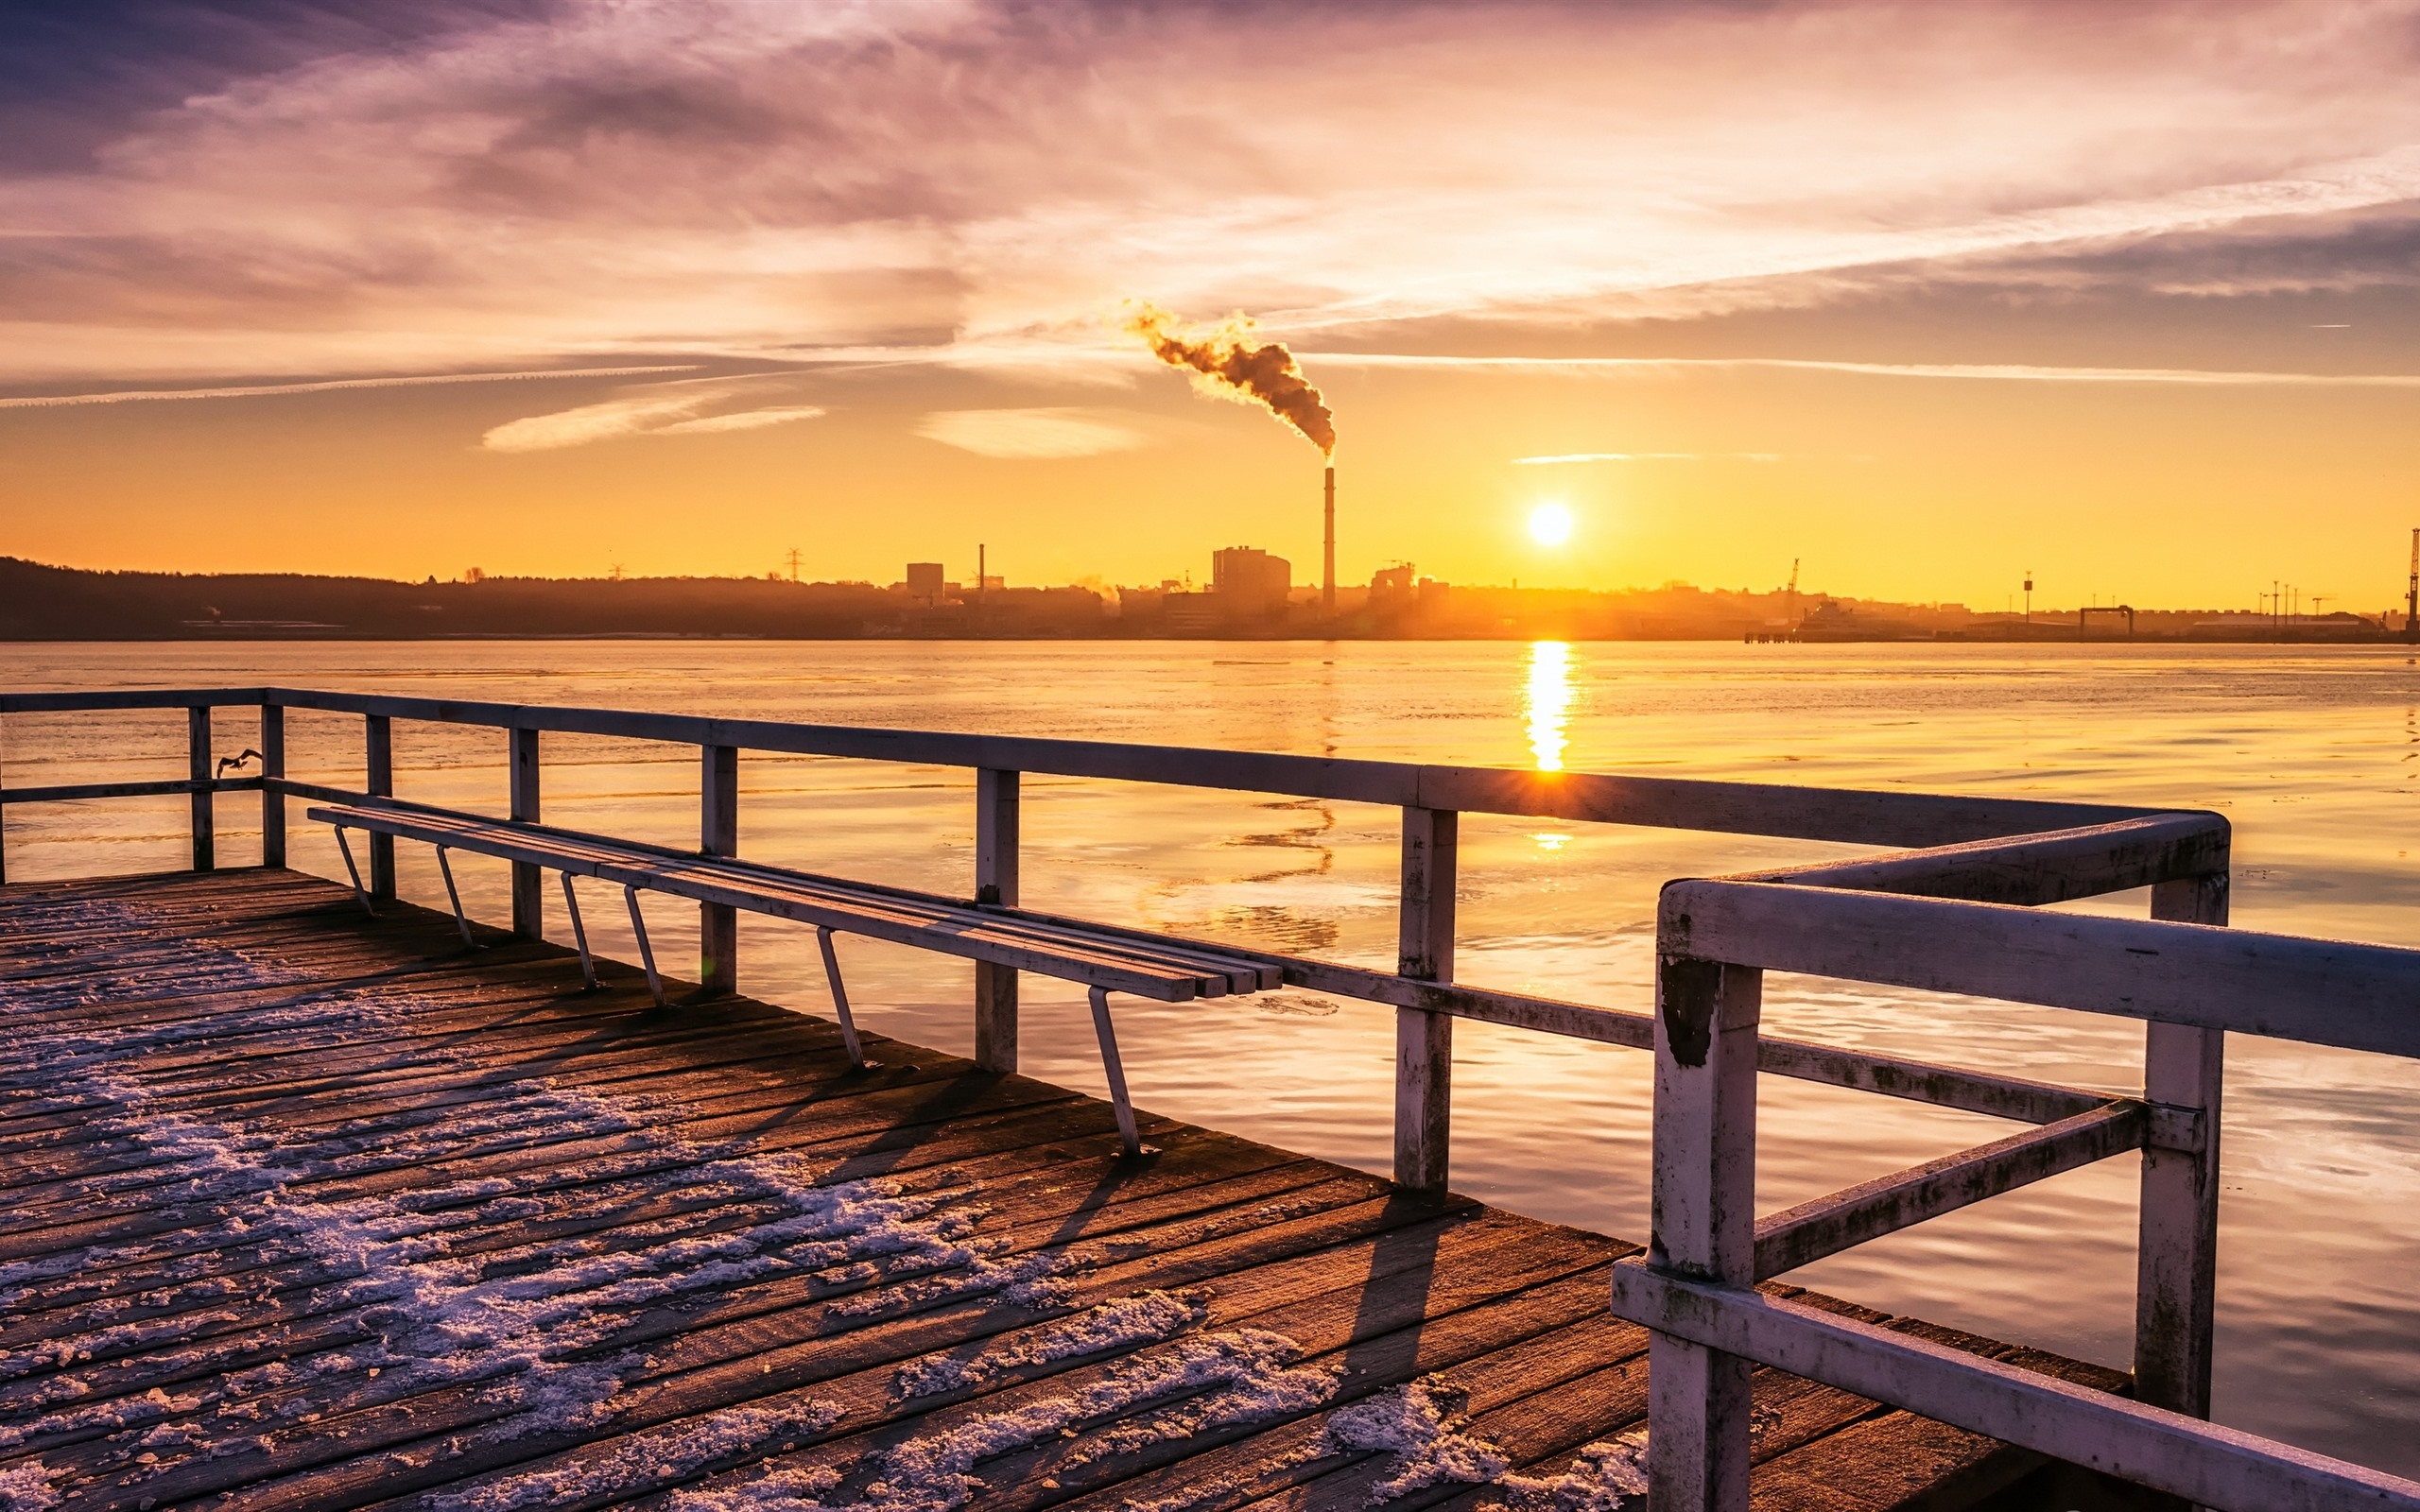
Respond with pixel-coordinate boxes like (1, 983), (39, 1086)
(5, 2), (2418, 607)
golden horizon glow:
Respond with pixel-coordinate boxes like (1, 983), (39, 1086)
(3, 2), (2417, 605)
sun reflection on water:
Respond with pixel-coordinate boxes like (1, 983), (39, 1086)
(1524, 639), (1573, 771)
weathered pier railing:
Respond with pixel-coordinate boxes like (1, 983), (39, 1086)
(1, 685), (2413, 1511)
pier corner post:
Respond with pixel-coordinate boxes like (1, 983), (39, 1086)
(259, 702), (286, 868)
(974, 768), (1020, 1072)
(1395, 805), (1457, 1192)
(187, 705), (216, 871)
(2135, 868), (2229, 1418)
(700, 744), (739, 994)
(509, 726), (543, 937)
(1648, 954), (1761, 1512)
(365, 713), (396, 900)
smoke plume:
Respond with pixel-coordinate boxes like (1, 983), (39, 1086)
(1125, 303), (1335, 456)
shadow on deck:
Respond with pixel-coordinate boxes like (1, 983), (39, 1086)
(0, 869), (2133, 1512)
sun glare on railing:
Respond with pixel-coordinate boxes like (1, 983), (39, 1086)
(1525, 640), (1573, 772)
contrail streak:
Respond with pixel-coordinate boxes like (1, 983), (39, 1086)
(1512, 451), (1782, 464)
(0, 365), (704, 409)
(1303, 353), (2420, 387)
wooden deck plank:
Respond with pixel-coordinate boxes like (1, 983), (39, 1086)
(16, 1169), (1425, 1500)
(0, 869), (2122, 1512)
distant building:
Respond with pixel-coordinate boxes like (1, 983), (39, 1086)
(906, 562), (945, 602)
(1163, 593), (1222, 633)
(1211, 547), (1291, 617)
(1370, 563), (1416, 600)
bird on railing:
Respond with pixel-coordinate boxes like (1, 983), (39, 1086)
(216, 748), (264, 778)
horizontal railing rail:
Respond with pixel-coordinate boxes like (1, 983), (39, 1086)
(1748, 1099), (2148, 1280)
(0, 684), (2167, 842)
(1609, 1268), (2420, 1512)
(1666, 879), (2420, 1059)
(12, 683), (2405, 1507)
(1735, 813), (2231, 904)
(0, 775), (264, 805)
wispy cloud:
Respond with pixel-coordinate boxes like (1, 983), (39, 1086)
(1512, 452), (1783, 465)
(653, 404), (825, 436)
(1322, 354), (2420, 387)
(914, 407), (1148, 458)
(8, 1), (2420, 382)
(0, 365), (701, 409)
(481, 387), (825, 451)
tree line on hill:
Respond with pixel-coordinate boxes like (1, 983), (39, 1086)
(2, 557), (2386, 642)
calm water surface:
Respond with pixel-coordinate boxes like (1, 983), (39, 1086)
(6, 641), (2417, 1469)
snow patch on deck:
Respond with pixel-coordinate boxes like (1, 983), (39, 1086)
(0, 915), (1088, 1501)
(1328, 1377), (1650, 1508)
(0, 1457), (61, 1511)
(656, 1323), (1340, 1511)
(1, 900), (1335, 1510)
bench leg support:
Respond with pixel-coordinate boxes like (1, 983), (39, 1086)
(814, 926), (870, 1068)
(561, 872), (597, 989)
(624, 885), (666, 1007)
(436, 846), (475, 949)
(1087, 986), (1143, 1158)
(332, 828), (374, 919)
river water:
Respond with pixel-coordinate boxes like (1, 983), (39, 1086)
(5, 640), (2416, 1469)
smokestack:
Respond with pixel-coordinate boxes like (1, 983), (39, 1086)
(2406, 526), (2417, 644)
(1323, 466), (1336, 614)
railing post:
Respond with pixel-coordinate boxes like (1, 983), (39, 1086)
(510, 726), (542, 937)
(2136, 868), (2229, 1418)
(974, 768), (1019, 1072)
(364, 713), (396, 901)
(1395, 805), (1457, 1191)
(1, 713), (9, 886)
(700, 744), (738, 994)
(259, 702), (286, 868)
(1648, 953), (1762, 1512)
(187, 705), (215, 871)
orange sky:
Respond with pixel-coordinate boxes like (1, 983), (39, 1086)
(5, 1), (2419, 609)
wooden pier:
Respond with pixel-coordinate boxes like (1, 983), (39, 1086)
(3, 868), (2115, 1512)
(5, 685), (2417, 1512)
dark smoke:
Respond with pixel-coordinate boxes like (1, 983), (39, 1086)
(1125, 302), (1335, 456)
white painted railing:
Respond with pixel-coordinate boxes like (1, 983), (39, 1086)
(3, 686), (2412, 1505)
(1619, 850), (2420, 1511)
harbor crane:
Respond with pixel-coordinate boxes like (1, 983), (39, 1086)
(2408, 528), (2418, 644)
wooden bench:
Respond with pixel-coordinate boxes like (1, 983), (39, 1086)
(304, 800), (1280, 1154)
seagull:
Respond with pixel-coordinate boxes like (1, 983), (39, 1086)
(216, 748), (265, 778)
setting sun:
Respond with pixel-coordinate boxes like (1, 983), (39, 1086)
(1529, 503), (1575, 547)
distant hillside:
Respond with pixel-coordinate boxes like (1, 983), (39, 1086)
(0, 558), (1101, 640)
(3, 557), (2376, 642)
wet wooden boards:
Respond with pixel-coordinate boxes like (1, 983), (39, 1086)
(0, 868), (2126, 1512)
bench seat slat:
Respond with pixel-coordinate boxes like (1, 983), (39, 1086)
(303, 802), (1270, 1003)
(624, 859), (1242, 993)
(647, 868), (1218, 999)
(728, 872), (1271, 993)
(313, 802), (1275, 993)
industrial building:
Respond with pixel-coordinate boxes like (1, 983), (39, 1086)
(1210, 546), (1291, 618)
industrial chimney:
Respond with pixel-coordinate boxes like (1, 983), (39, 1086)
(1322, 466), (1336, 615)
(2407, 527), (2417, 644)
